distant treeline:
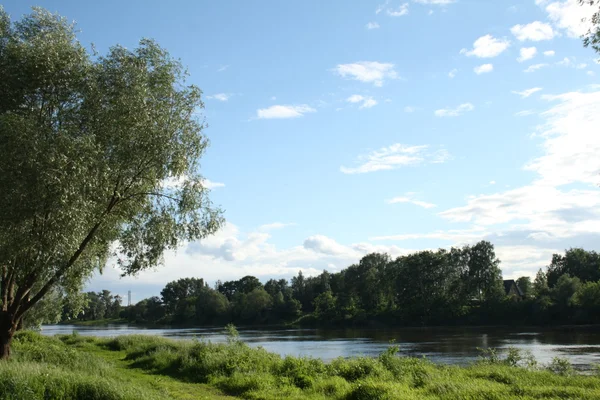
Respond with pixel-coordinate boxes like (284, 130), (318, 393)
(65, 242), (600, 327)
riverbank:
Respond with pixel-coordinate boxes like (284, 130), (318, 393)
(5, 329), (600, 399)
(60, 318), (129, 326)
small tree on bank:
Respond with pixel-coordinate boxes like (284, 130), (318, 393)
(0, 8), (224, 358)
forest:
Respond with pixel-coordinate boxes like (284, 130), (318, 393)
(63, 242), (600, 328)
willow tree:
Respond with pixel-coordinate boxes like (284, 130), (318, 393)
(581, 0), (600, 53)
(0, 8), (224, 358)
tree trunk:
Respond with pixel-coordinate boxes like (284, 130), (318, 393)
(0, 311), (16, 360)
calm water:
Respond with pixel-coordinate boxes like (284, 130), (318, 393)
(41, 324), (600, 372)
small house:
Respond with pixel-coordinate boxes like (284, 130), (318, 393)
(503, 279), (524, 300)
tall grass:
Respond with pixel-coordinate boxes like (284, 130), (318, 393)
(93, 332), (600, 399)
(6, 330), (600, 399)
(1, 331), (169, 400)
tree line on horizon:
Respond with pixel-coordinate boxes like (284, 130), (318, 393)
(62, 242), (600, 328)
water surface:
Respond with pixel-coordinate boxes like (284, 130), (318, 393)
(42, 324), (600, 372)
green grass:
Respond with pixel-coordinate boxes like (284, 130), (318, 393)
(3, 331), (232, 400)
(5, 330), (600, 399)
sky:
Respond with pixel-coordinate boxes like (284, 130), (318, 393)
(4, 0), (600, 302)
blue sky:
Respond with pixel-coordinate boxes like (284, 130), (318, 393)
(4, 0), (600, 301)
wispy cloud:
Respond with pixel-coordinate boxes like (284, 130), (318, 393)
(217, 65), (229, 72)
(256, 105), (316, 119)
(544, 50), (555, 57)
(435, 103), (474, 117)
(404, 106), (419, 113)
(340, 144), (450, 174)
(386, 3), (409, 16)
(556, 57), (587, 69)
(515, 110), (536, 117)
(366, 22), (380, 29)
(460, 35), (510, 58)
(474, 64), (493, 74)
(386, 194), (437, 209)
(448, 68), (458, 78)
(517, 47), (537, 62)
(334, 61), (398, 86)
(207, 93), (230, 102)
(204, 179), (226, 189)
(511, 21), (555, 41)
(347, 94), (378, 109)
(524, 63), (548, 73)
(162, 176), (225, 190)
(512, 87), (543, 98)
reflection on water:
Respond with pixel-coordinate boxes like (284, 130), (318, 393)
(41, 324), (600, 371)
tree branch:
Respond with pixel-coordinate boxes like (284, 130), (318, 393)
(121, 191), (181, 203)
(15, 192), (121, 320)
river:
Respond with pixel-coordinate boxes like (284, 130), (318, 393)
(41, 324), (600, 372)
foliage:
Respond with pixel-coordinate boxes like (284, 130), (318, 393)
(581, 0), (600, 54)
(0, 6), (223, 357)
(93, 245), (600, 329)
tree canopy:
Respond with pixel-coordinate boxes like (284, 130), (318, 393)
(0, 7), (223, 358)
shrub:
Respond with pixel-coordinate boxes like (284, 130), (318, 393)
(547, 357), (575, 376)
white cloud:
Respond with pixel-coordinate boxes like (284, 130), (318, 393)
(557, 57), (588, 69)
(340, 143), (450, 174)
(347, 94), (365, 103)
(207, 93), (230, 102)
(512, 87), (543, 98)
(360, 98), (378, 109)
(386, 195), (437, 209)
(334, 61), (398, 86)
(435, 88), (600, 250)
(256, 104), (316, 119)
(460, 35), (510, 58)
(303, 235), (352, 256)
(366, 22), (380, 29)
(544, 50), (556, 56)
(435, 102), (475, 117)
(588, 71), (596, 76)
(474, 63), (494, 74)
(375, 1), (388, 14)
(448, 68), (458, 78)
(203, 179), (226, 189)
(346, 94), (378, 109)
(89, 223), (419, 298)
(515, 110), (536, 116)
(511, 21), (555, 41)
(404, 106), (418, 113)
(517, 47), (538, 62)
(386, 3), (410, 16)
(527, 89), (600, 186)
(162, 176), (225, 190)
(524, 63), (548, 73)
(217, 65), (229, 72)
(538, 0), (595, 38)
(489, 180), (496, 185)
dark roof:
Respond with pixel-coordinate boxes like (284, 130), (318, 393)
(503, 279), (524, 297)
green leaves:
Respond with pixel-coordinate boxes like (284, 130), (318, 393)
(0, 7), (223, 329)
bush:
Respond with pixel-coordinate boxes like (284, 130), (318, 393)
(547, 357), (575, 376)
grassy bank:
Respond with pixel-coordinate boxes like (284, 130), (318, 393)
(4, 329), (600, 399)
(60, 318), (129, 326)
